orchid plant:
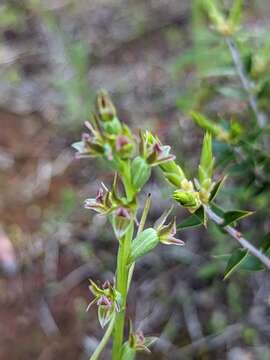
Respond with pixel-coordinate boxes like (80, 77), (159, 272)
(72, 91), (270, 360)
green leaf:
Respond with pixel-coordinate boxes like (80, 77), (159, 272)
(239, 254), (264, 272)
(190, 111), (229, 142)
(217, 86), (245, 100)
(222, 210), (253, 227)
(224, 248), (248, 279)
(209, 176), (227, 202)
(194, 206), (207, 226)
(228, 0), (243, 28)
(197, 262), (221, 280)
(210, 203), (225, 217)
(177, 214), (202, 230)
(229, 233), (270, 272)
(261, 232), (270, 253)
(200, 67), (236, 78)
(199, 132), (214, 183)
(177, 206), (207, 230)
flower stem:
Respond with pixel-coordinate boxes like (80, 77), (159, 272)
(89, 313), (116, 360)
(112, 222), (134, 359)
(225, 38), (266, 129)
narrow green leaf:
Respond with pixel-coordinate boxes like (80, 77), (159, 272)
(194, 206), (207, 227)
(222, 210), (253, 227)
(229, 0), (243, 28)
(177, 206), (206, 230)
(239, 254), (264, 272)
(199, 132), (213, 183)
(189, 111), (229, 142)
(261, 232), (270, 253)
(209, 176), (227, 202)
(223, 248), (248, 279)
(235, 233), (270, 272)
(177, 214), (202, 230)
(210, 203), (225, 217)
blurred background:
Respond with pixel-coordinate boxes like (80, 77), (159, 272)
(1, 0), (270, 359)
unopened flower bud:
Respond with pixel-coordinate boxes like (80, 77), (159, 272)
(96, 90), (116, 122)
(131, 156), (151, 191)
(159, 161), (186, 187)
(129, 228), (159, 264)
(180, 179), (194, 191)
(173, 190), (201, 211)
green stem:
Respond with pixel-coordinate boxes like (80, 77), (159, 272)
(112, 223), (134, 359)
(127, 194), (152, 291)
(112, 163), (136, 359)
(90, 313), (116, 360)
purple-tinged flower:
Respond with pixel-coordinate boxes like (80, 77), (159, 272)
(147, 142), (176, 166)
(87, 279), (121, 328)
(72, 121), (104, 159)
(84, 183), (112, 214)
(97, 296), (112, 309)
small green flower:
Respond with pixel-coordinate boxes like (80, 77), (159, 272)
(87, 280), (121, 328)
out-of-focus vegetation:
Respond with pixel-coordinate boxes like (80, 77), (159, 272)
(0, 1), (270, 359)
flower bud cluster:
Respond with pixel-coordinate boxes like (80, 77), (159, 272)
(158, 156), (202, 212)
(203, 0), (242, 37)
(72, 91), (135, 162)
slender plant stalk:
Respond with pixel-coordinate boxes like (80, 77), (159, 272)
(225, 38), (266, 128)
(204, 205), (270, 270)
(90, 313), (116, 360)
(112, 223), (134, 359)
(127, 194), (152, 291)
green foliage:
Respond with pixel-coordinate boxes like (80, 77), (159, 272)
(223, 248), (248, 279)
(73, 4), (270, 350)
(224, 233), (270, 278)
(222, 209), (253, 227)
(199, 132), (214, 183)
